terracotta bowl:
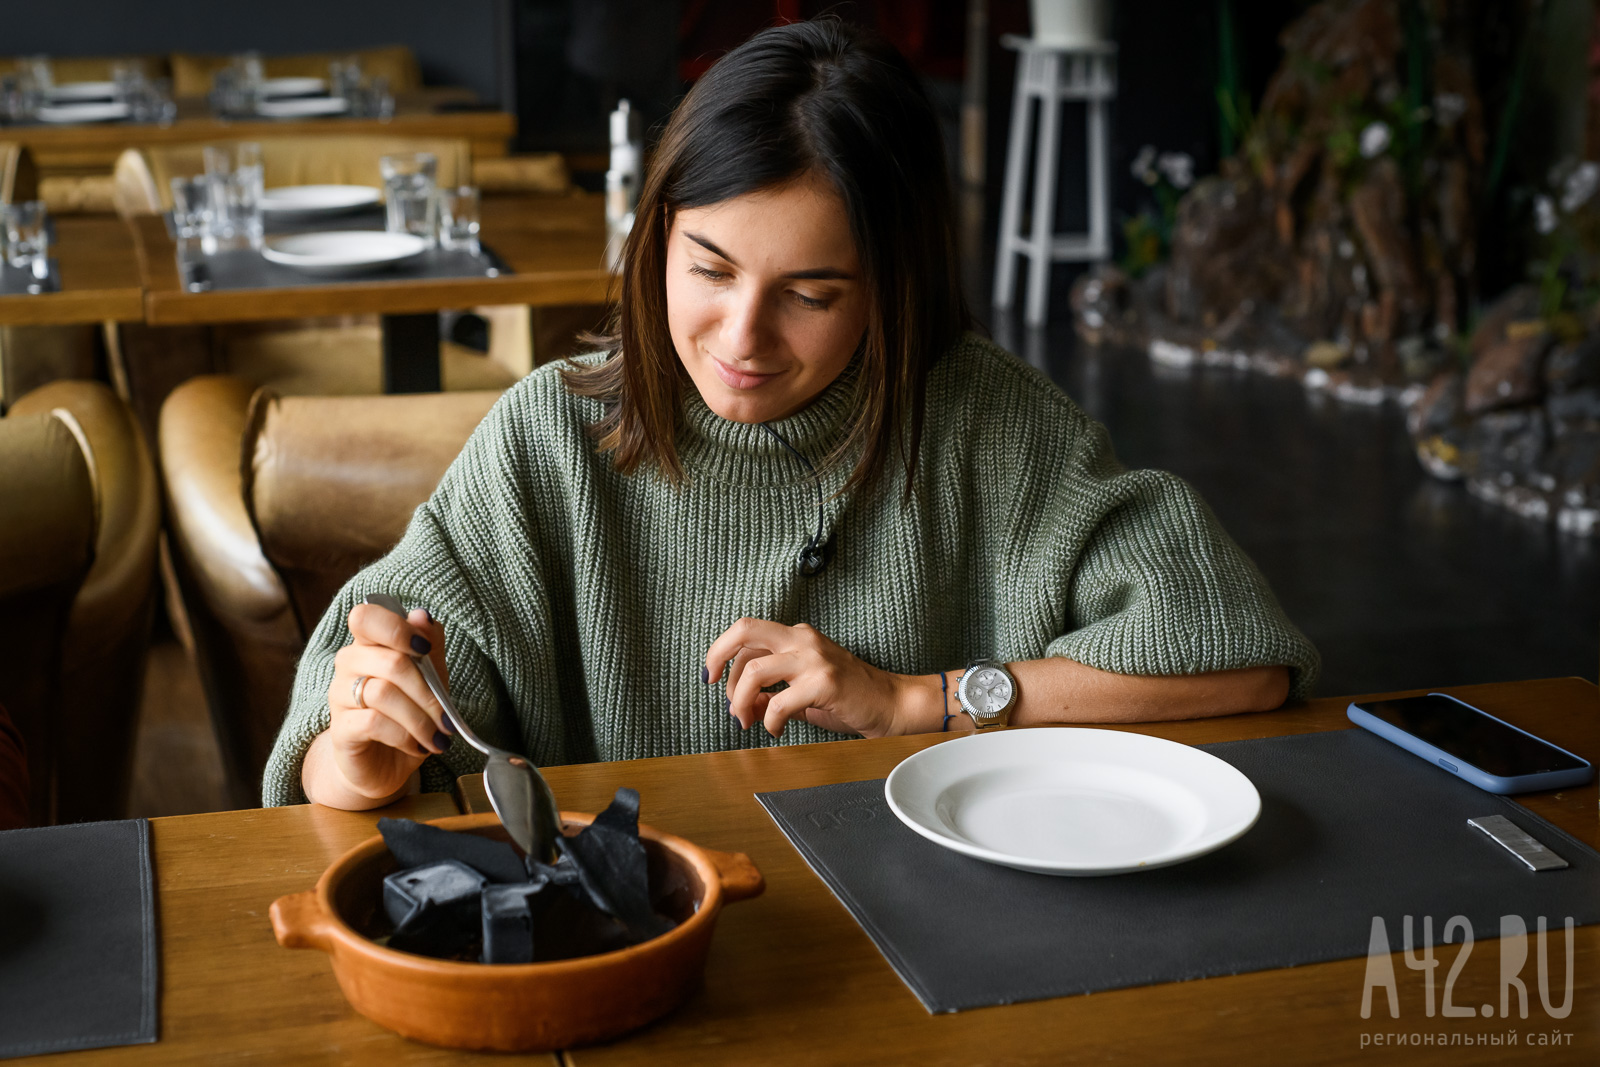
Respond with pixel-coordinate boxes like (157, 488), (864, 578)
(269, 811), (764, 1052)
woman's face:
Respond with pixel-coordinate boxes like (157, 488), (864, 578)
(666, 172), (869, 424)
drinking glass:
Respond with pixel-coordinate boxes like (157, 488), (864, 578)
(367, 74), (394, 120)
(438, 186), (481, 254)
(329, 56), (363, 99)
(111, 60), (145, 97)
(386, 184), (438, 247)
(379, 152), (437, 187)
(169, 176), (215, 239)
(199, 144), (264, 249)
(20, 56), (52, 91)
(210, 67), (243, 116)
(4, 201), (49, 273)
(381, 152), (439, 245)
(231, 52), (264, 108)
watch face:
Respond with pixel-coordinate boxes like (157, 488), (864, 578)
(965, 667), (1013, 715)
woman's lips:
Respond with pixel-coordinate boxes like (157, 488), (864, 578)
(712, 357), (784, 390)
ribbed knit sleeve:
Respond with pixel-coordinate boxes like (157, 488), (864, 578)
(953, 350), (1321, 700)
(1043, 426), (1320, 699)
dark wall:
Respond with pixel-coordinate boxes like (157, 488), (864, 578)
(2, 0), (513, 107)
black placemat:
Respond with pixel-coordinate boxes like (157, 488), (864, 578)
(757, 729), (1600, 1013)
(0, 259), (59, 295)
(0, 819), (158, 1058)
(182, 243), (505, 293)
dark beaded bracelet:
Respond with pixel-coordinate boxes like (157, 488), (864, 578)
(940, 671), (953, 732)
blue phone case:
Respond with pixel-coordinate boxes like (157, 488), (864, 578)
(1346, 693), (1594, 794)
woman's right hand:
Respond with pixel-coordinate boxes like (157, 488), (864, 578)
(311, 603), (452, 803)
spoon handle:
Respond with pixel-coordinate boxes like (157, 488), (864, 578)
(415, 654), (494, 758)
(362, 593), (492, 757)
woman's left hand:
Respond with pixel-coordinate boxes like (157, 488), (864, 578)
(704, 618), (910, 738)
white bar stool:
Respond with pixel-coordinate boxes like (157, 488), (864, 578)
(992, 35), (1117, 326)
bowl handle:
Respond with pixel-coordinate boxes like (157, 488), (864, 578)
(270, 890), (336, 952)
(706, 849), (765, 903)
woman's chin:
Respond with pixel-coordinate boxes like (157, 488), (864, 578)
(703, 392), (790, 424)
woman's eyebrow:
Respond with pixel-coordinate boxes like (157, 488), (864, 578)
(684, 232), (855, 281)
(686, 232), (737, 263)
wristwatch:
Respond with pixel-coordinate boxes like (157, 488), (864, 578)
(957, 660), (1018, 730)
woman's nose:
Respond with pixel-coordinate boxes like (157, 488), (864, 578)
(719, 287), (770, 361)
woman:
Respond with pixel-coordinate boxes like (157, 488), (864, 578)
(266, 20), (1318, 809)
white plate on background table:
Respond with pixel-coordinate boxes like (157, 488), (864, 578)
(884, 728), (1261, 876)
(35, 101), (129, 123)
(255, 97), (348, 119)
(44, 81), (117, 102)
(260, 76), (327, 98)
(259, 184), (382, 219)
(261, 231), (428, 277)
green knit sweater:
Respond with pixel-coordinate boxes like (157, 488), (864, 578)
(262, 334), (1319, 806)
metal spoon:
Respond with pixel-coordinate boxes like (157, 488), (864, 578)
(363, 593), (560, 863)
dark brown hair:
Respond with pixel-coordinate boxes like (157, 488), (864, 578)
(563, 18), (970, 494)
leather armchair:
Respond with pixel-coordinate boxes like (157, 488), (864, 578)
(160, 375), (501, 804)
(0, 380), (159, 824)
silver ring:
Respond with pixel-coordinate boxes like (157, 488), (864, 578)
(352, 675), (370, 709)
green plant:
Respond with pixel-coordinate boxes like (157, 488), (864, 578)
(1119, 146), (1194, 277)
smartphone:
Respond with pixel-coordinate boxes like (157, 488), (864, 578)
(1346, 693), (1594, 794)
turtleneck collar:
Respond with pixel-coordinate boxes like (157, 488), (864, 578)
(678, 357), (863, 486)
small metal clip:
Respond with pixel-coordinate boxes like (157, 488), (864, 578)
(1468, 815), (1569, 872)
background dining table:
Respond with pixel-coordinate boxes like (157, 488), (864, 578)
(0, 214), (143, 325)
(127, 191), (613, 392)
(10, 676), (1595, 1066)
(6, 91), (514, 180)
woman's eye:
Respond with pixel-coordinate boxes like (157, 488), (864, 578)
(687, 263), (728, 281)
(791, 291), (831, 310)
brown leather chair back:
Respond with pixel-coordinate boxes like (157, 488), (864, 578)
(159, 377), (501, 803)
(0, 407), (95, 825)
(9, 381), (160, 822)
(0, 55), (171, 84)
(0, 141), (39, 204)
(168, 45), (420, 98)
(113, 136), (473, 216)
(244, 387), (503, 633)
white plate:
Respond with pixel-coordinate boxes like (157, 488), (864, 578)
(261, 231), (428, 277)
(44, 81), (117, 102)
(35, 101), (129, 124)
(254, 97), (348, 119)
(259, 184), (382, 218)
(884, 728), (1261, 876)
(260, 76), (327, 98)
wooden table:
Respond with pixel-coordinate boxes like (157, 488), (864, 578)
(480, 678), (1600, 1067)
(8, 93), (514, 179)
(18, 678), (1596, 1065)
(0, 215), (143, 325)
(128, 193), (612, 391)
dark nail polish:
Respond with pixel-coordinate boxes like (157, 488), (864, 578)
(411, 635), (432, 654)
(701, 666), (710, 684)
(439, 716), (455, 735)
(433, 731), (451, 751)
(421, 608), (434, 623)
